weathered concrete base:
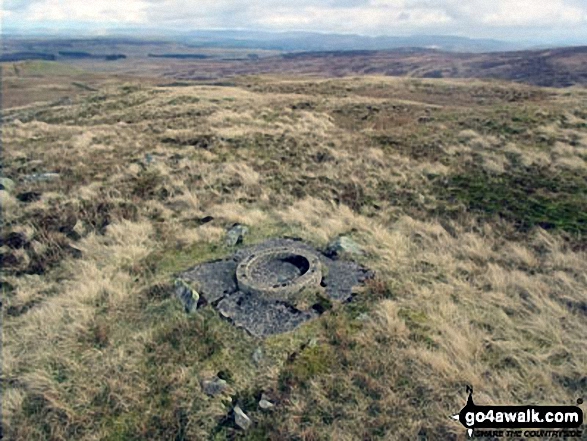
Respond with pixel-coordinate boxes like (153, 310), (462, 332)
(217, 292), (318, 337)
(177, 238), (372, 337)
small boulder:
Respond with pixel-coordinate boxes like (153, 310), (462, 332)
(23, 173), (60, 183)
(0, 178), (15, 193)
(356, 312), (370, 322)
(225, 224), (249, 247)
(252, 347), (263, 365)
(259, 394), (274, 411)
(234, 405), (252, 430)
(326, 236), (362, 257)
(201, 378), (227, 396)
(174, 279), (199, 313)
(66, 245), (83, 259)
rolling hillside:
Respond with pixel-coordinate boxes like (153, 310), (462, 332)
(2, 71), (586, 439)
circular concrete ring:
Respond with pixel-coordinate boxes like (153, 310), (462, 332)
(236, 246), (322, 302)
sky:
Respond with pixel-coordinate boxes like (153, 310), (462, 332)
(3, 0), (587, 43)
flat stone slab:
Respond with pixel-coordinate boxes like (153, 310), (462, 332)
(217, 292), (318, 337)
(323, 260), (372, 302)
(180, 260), (238, 304)
(176, 238), (373, 337)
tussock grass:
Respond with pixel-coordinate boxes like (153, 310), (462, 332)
(2, 74), (586, 439)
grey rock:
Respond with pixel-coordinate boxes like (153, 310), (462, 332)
(174, 279), (199, 313)
(201, 378), (227, 396)
(23, 173), (60, 183)
(252, 347), (263, 365)
(323, 260), (373, 302)
(326, 236), (362, 257)
(226, 224), (249, 246)
(234, 405), (252, 430)
(259, 399), (274, 410)
(259, 394), (274, 411)
(179, 260), (238, 304)
(216, 291), (317, 338)
(356, 312), (370, 322)
(0, 178), (15, 193)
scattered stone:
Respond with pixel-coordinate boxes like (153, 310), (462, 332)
(233, 405), (252, 430)
(252, 347), (263, 365)
(0, 178), (15, 193)
(23, 173), (60, 183)
(201, 378), (227, 396)
(259, 394), (274, 411)
(326, 236), (362, 257)
(356, 312), (370, 322)
(66, 245), (83, 259)
(174, 279), (199, 313)
(225, 224), (249, 246)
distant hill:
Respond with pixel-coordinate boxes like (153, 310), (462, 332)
(3, 30), (527, 53)
(2, 35), (586, 88)
(221, 46), (587, 88)
(177, 30), (523, 53)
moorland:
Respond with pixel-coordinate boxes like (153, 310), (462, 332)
(1, 42), (587, 440)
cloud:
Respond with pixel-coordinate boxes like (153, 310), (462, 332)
(3, 0), (587, 41)
(15, 0), (148, 24)
(255, 5), (452, 34)
(480, 0), (585, 27)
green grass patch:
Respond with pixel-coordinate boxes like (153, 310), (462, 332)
(436, 167), (587, 235)
(145, 241), (228, 277)
(279, 344), (336, 388)
(19, 60), (86, 76)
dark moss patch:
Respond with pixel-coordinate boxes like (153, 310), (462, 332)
(372, 134), (447, 161)
(131, 169), (164, 198)
(435, 167), (587, 236)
